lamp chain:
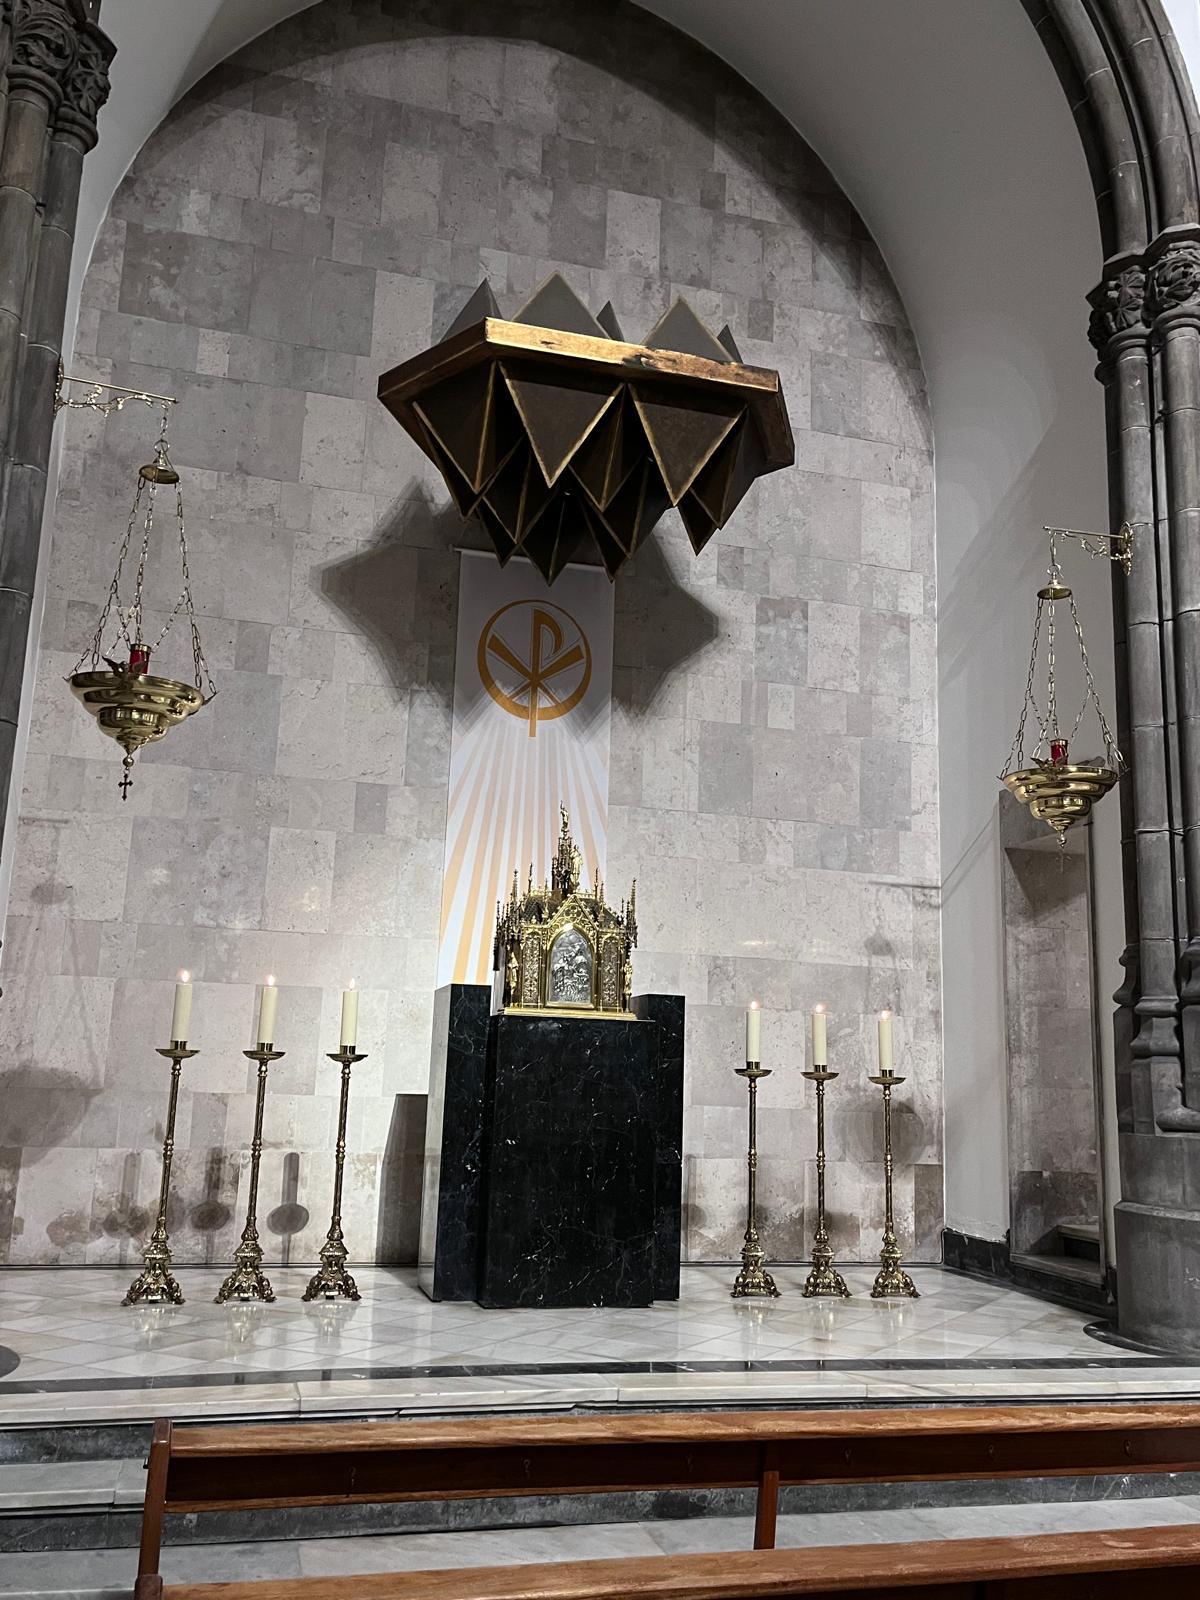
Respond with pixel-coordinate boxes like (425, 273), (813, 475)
(1004, 598), (1043, 776)
(1067, 590), (1122, 768)
(73, 482), (141, 673)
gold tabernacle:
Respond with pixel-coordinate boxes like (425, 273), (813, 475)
(495, 807), (637, 1018)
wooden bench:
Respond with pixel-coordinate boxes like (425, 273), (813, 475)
(147, 1526), (1200, 1598)
(135, 1403), (1200, 1598)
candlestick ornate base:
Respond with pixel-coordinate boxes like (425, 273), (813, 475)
(303, 1047), (366, 1302)
(869, 1070), (920, 1300)
(216, 1046), (283, 1305)
(123, 1044), (197, 1306)
(801, 1066), (850, 1299)
(731, 1061), (780, 1300)
(871, 1236), (919, 1299)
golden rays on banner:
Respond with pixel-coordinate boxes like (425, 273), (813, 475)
(377, 274), (793, 583)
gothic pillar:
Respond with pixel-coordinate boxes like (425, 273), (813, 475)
(1089, 238), (1200, 1349)
(1148, 237), (1200, 1123)
(0, 0), (111, 855)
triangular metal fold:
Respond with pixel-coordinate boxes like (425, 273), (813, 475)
(521, 495), (590, 584)
(415, 363), (519, 493)
(442, 280), (501, 342)
(482, 445), (555, 543)
(597, 458), (671, 559)
(690, 413), (765, 528)
(513, 273), (606, 338)
(678, 491), (720, 556)
(503, 363), (618, 487)
(632, 387), (740, 504)
(416, 420), (486, 517)
(570, 391), (641, 510)
(643, 298), (733, 362)
(716, 324), (743, 362)
(596, 301), (625, 341)
(472, 499), (519, 566)
(591, 517), (632, 581)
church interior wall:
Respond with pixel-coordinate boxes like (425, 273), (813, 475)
(0, 0), (941, 1267)
(644, 0), (1118, 1253)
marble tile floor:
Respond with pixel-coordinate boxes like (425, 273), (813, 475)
(5, 1497), (1200, 1597)
(0, 1265), (1190, 1426)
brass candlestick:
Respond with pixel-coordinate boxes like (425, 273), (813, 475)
(869, 1070), (919, 1299)
(303, 1046), (366, 1302)
(216, 1045), (283, 1304)
(731, 1061), (780, 1299)
(801, 1067), (850, 1298)
(123, 1042), (197, 1306)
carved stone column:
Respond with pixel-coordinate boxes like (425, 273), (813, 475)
(1147, 236), (1200, 1125)
(1091, 238), (1200, 1349)
(0, 0), (112, 854)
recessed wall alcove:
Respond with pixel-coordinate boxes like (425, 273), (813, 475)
(999, 791), (1105, 1300)
(0, 0), (939, 1269)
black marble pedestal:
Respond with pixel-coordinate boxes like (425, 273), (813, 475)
(633, 992), (685, 1300)
(478, 1013), (656, 1308)
(417, 984), (491, 1302)
(417, 987), (684, 1307)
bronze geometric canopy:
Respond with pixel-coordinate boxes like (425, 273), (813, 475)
(376, 275), (793, 582)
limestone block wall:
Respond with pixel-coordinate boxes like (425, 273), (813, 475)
(0, 0), (939, 1266)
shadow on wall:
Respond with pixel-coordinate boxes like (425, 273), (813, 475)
(267, 1149), (311, 1265)
(318, 481), (721, 720)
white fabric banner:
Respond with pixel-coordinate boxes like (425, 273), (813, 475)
(436, 551), (615, 986)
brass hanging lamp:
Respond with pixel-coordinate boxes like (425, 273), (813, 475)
(1000, 524), (1132, 842)
(64, 396), (216, 798)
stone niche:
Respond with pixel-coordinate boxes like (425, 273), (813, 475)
(1, 0), (938, 1267)
(999, 792), (1104, 1293)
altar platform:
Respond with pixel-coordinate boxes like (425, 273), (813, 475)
(0, 1265), (1195, 1428)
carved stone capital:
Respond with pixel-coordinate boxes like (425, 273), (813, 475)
(1147, 241), (1200, 325)
(8, 0), (78, 106)
(54, 20), (113, 148)
(1087, 264), (1147, 351)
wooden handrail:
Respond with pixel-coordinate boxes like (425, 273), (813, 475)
(149, 1526), (1200, 1599)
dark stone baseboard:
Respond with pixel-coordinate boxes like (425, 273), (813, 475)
(941, 1228), (1115, 1317)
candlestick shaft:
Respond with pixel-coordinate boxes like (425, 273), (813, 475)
(802, 1071), (849, 1298)
(216, 1049), (282, 1304)
(870, 1075), (919, 1299)
(122, 1046), (197, 1306)
(731, 1062), (779, 1299)
(304, 1048), (366, 1302)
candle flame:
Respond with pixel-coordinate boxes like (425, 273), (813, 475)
(265, 974), (276, 987)
(880, 1008), (892, 1020)
(813, 1002), (826, 1014)
(348, 977), (356, 990)
(178, 969), (190, 984)
(748, 998), (760, 1011)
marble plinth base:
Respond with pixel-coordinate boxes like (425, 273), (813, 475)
(1115, 1197), (1200, 1354)
(417, 987), (684, 1307)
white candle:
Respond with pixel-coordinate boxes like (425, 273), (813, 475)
(811, 1004), (827, 1067)
(878, 1009), (894, 1074)
(170, 970), (192, 1044)
(746, 1000), (761, 1063)
(257, 975), (279, 1046)
(340, 980), (359, 1048)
